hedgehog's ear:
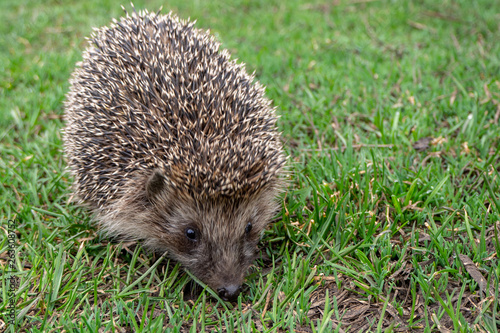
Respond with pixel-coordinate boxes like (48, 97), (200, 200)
(146, 170), (165, 201)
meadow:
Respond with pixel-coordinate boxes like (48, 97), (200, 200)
(1, 0), (499, 331)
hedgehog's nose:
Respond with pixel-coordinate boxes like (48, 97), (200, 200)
(217, 285), (242, 301)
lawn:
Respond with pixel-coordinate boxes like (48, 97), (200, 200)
(1, 0), (500, 331)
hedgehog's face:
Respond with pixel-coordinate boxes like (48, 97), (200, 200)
(145, 170), (280, 301)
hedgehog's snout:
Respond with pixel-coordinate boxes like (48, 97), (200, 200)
(217, 284), (242, 302)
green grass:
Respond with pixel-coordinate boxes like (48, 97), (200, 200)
(1, 0), (500, 331)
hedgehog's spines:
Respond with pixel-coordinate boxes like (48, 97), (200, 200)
(156, 6), (163, 16)
(64, 10), (286, 206)
(130, 2), (137, 15)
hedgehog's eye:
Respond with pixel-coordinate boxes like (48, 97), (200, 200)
(245, 222), (252, 234)
(185, 228), (197, 241)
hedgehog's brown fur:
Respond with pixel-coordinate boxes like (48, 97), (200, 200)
(63, 7), (286, 301)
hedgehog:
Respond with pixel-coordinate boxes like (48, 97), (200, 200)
(63, 7), (286, 301)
